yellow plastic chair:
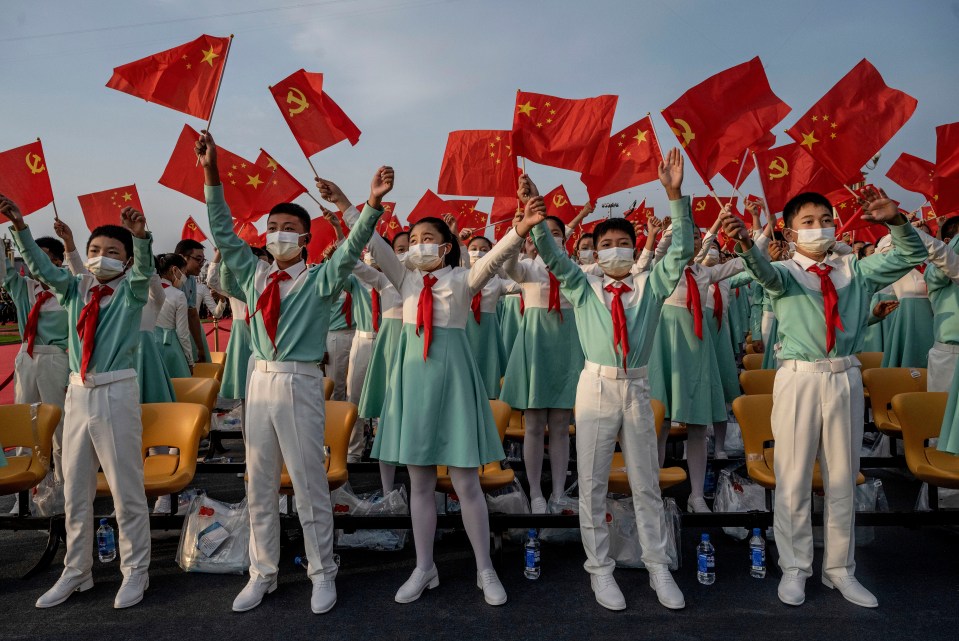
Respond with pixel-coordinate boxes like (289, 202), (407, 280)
(856, 352), (884, 373)
(608, 398), (686, 493)
(892, 392), (959, 492)
(193, 361), (224, 383)
(209, 351), (226, 365)
(505, 409), (525, 439)
(0, 404), (62, 509)
(740, 369), (777, 395)
(323, 377), (334, 401)
(95, 403), (207, 508)
(862, 367), (927, 439)
(274, 401), (357, 495)
(172, 377), (220, 437)
(742, 353), (765, 371)
(436, 400), (515, 494)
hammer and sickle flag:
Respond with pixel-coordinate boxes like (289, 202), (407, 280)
(755, 142), (856, 215)
(543, 185), (578, 225)
(0, 140), (54, 216)
(270, 69), (361, 158)
(181, 216), (208, 242)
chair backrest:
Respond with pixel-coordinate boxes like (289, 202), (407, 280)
(193, 361), (224, 382)
(140, 402), (208, 458)
(892, 391), (948, 472)
(325, 400), (358, 472)
(488, 399), (512, 441)
(742, 353), (765, 371)
(856, 351), (884, 372)
(651, 398), (667, 438)
(732, 394), (774, 463)
(0, 403), (61, 466)
(323, 377), (334, 400)
(209, 351), (226, 365)
(862, 367), (927, 425)
(172, 377), (220, 411)
(740, 369), (776, 395)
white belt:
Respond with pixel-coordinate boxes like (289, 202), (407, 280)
(69, 368), (137, 388)
(329, 327), (355, 334)
(933, 342), (959, 354)
(19, 344), (66, 356)
(254, 359), (323, 378)
(583, 360), (647, 380)
(779, 355), (860, 373)
(355, 330), (376, 339)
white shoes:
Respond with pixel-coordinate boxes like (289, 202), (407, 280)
(590, 574), (626, 611)
(311, 579), (337, 614)
(233, 577), (278, 612)
(36, 573), (95, 608)
(476, 569), (507, 606)
(687, 495), (712, 513)
(395, 565), (439, 603)
(714, 451), (729, 460)
(531, 497), (548, 514)
(152, 495), (172, 514)
(647, 564), (685, 609)
(778, 573), (806, 606)
(114, 573), (149, 609)
(823, 574), (878, 608)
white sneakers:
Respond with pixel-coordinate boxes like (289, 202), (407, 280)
(394, 565), (439, 603)
(590, 574), (626, 610)
(687, 495), (712, 513)
(823, 574), (878, 608)
(778, 573), (806, 606)
(35, 573), (95, 608)
(647, 565), (686, 609)
(232, 577), (278, 612)
(311, 579), (337, 614)
(476, 569), (507, 606)
(114, 574), (149, 609)
(152, 495), (172, 514)
(530, 497), (548, 514)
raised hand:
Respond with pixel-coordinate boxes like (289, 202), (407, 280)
(120, 206), (148, 239)
(0, 194), (25, 230)
(769, 239), (790, 261)
(53, 219), (76, 252)
(719, 209), (751, 248)
(859, 185), (900, 224)
(459, 228), (473, 241)
(195, 130), (218, 169)
(647, 215), (664, 236)
(442, 213), (459, 237)
(369, 166), (395, 205)
(517, 174), (539, 205)
(317, 178), (349, 210)
(515, 196), (547, 237)
(658, 148), (684, 199)
(872, 299), (900, 319)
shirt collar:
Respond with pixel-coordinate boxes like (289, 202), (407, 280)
(269, 260), (307, 280)
(791, 251), (837, 271)
(602, 274), (630, 289)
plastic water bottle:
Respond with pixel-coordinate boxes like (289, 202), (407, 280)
(295, 554), (340, 569)
(524, 528), (541, 580)
(749, 528), (766, 578)
(97, 518), (116, 562)
(697, 533), (715, 585)
(704, 465), (717, 500)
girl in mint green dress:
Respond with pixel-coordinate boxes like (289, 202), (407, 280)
(154, 254), (193, 380)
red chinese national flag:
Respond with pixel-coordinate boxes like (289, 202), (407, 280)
(438, 130), (517, 197)
(159, 124), (265, 223)
(692, 196), (738, 228)
(581, 115), (662, 202)
(885, 153), (936, 203)
(106, 34), (230, 120)
(269, 70), (361, 157)
(786, 59), (917, 184)
(0, 140), (54, 217)
(233, 221), (262, 246)
(511, 91), (617, 175)
(249, 150), (308, 221)
(663, 57), (790, 186)
(935, 122), (959, 217)
(543, 185), (578, 225)
(452, 204), (488, 233)
(181, 216), (207, 242)
(491, 197), (519, 241)
(306, 217), (339, 264)
(407, 190), (449, 225)
(755, 143), (858, 214)
(77, 185), (143, 232)
(718, 131), (777, 190)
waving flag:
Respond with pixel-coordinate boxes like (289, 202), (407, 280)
(0, 140), (54, 216)
(269, 69), (361, 157)
(582, 115), (662, 202)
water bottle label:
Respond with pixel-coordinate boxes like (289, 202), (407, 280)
(697, 553), (707, 573)
(525, 549), (536, 568)
(751, 548), (764, 567)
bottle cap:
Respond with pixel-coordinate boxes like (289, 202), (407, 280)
(99, 518), (108, 526)
(753, 528), (762, 536)
(294, 556), (303, 565)
(528, 528), (537, 537)
(701, 533), (710, 541)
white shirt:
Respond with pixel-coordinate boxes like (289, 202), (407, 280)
(156, 278), (194, 366)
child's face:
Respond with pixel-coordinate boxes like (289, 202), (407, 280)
(577, 237), (594, 254)
(409, 222), (447, 249)
(392, 234), (410, 254)
(87, 236), (128, 263)
(788, 203), (834, 231)
(595, 229), (633, 251)
(468, 238), (492, 253)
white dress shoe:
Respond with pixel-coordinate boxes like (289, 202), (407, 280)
(687, 496), (712, 513)
(823, 575), (878, 608)
(114, 573), (149, 609)
(715, 451), (729, 460)
(311, 579), (337, 614)
(233, 577), (278, 612)
(530, 497), (548, 514)
(590, 574), (626, 611)
(152, 495), (172, 514)
(647, 564), (685, 609)
(395, 565), (439, 603)
(36, 573), (94, 608)
(778, 573), (806, 606)
(476, 569), (507, 606)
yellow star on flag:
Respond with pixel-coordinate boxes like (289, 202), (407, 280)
(633, 129), (648, 145)
(265, 156), (278, 170)
(121, 192), (133, 202)
(201, 45), (220, 66)
(800, 131), (819, 151)
(246, 174), (263, 188)
(517, 101), (536, 117)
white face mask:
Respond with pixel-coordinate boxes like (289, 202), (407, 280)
(703, 247), (720, 267)
(265, 231), (305, 261)
(407, 243), (445, 270)
(792, 227), (836, 254)
(395, 251), (409, 266)
(596, 247), (635, 275)
(86, 256), (126, 280)
(553, 235), (565, 249)
(468, 250), (487, 260)
(579, 250), (595, 265)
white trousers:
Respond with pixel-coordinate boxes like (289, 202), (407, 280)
(245, 363), (337, 582)
(772, 360), (863, 579)
(14, 345), (69, 484)
(575, 365), (670, 575)
(326, 329), (355, 401)
(62, 371), (150, 579)
(346, 331), (374, 460)
(927, 342), (959, 392)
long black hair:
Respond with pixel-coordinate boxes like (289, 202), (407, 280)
(410, 216), (460, 268)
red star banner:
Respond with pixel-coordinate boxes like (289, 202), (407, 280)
(269, 69), (361, 157)
(581, 115), (663, 202)
(407, 189), (450, 225)
(451, 202), (487, 234)
(885, 153), (936, 202)
(935, 122), (959, 217)
(755, 142), (858, 215)
(77, 184), (143, 232)
(0, 140), (54, 217)
(786, 59), (917, 184)
(181, 215), (208, 242)
(106, 34), (230, 120)
(662, 57), (790, 187)
(511, 90), (617, 175)
(491, 197), (519, 241)
(249, 150), (308, 221)
(438, 130), (517, 197)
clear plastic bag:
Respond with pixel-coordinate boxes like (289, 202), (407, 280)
(177, 495), (250, 574)
(31, 473), (65, 517)
(540, 481), (580, 544)
(607, 496), (682, 570)
(332, 483), (409, 552)
(713, 466), (768, 540)
(813, 477), (888, 547)
(916, 483), (959, 511)
(485, 479), (530, 541)
(212, 401), (243, 432)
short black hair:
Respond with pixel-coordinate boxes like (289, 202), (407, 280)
(155, 253), (186, 276)
(782, 192), (833, 229)
(940, 217), (959, 243)
(251, 246), (274, 263)
(390, 231), (410, 249)
(468, 235), (493, 251)
(175, 238), (204, 256)
(857, 243), (874, 260)
(268, 202), (310, 233)
(88, 225), (133, 259)
(593, 218), (636, 247)
(35, 236), (65, 262)
(409, 217), (461, 268)
(576, 232), (594, 249)
(544, 216), (567, 240)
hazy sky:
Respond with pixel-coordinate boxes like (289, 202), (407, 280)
(2, 0), (958, 251)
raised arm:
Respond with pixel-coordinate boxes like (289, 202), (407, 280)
(467, 229), (525, 295)
(0, 254), (28, 303)
(915, 227), (959, 285)
(721, 210), (786, 296)
(120, 207), (155, 304)
(2, 195), (77, 300)
(353, 258), (391, 292)
(853, 188), (925, 290)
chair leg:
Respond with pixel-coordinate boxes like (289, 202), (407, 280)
(17, 489), (30, 517)
(765, 488), (773, 512)
(491, 530), (503, 567)
(170, 492), (179, 515)
(22, 516), (65, 579)
(929, 484), (940, 511)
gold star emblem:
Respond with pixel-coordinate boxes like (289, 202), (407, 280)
(831, 122), (838, 129)
(550, 110), (556, 116)
(227, 171), (234, 178)
(495, 159), (501, 164)
(230, 180), (236, 185)
(544, 101), (551, 107)
(231, 164), (238, 170)
(265, 156), (278, 170)
(121, 192), (133, 202)
(618, 142), (624, 147)
(201, 45), (220, 66)
(830, 133), (837, 139)
(517, 101), (536, 117)
(812, 116), (819, 122)
(495, 135), (501, 141)
(536, 122), (543, 128)
(633, 129), (648, 145)
(246, 174), (263, 189)
(546, 118), (552, 124)
(626, 151), (632, 157)
(822, 115), (830, 121)
(186, 63), (192, 70)
(800, 131), (819, 151)
(240, 163), (247, 169)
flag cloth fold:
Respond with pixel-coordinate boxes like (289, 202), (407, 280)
(755, 143), (858, 214)
(181, 216), (208, 242)
(269, 69), (361, 157)
(0, 140), (54, 216)
(438, 130), (517, 197)
(886, 153), (936, 202)
(77, 185), (143, 232)
(581, 115), (662, 202)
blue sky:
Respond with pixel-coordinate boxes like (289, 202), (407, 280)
(2, 0), (957, 251)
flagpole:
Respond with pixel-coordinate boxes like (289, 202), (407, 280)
(729, 147), (750, 200)
(196, 34), (234, 167)
(476, 216), (514, 232)
(34, 137), (60, 221)
(305, 156), (322, 182)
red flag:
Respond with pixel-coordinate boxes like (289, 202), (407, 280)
(491, 197), (519, 241)
(77, 185), (144, 232)
(0, 140), (54, 216)
(543, 186), (578, 225)
(885, 153), (936, 202)
(663, 57), (790, 185)
(181, 216), (208, 242)
(250, 150), (308, 220)
(159, 124), (265, 222)
(269, 70), (361, 157)
(786, 59), (917, 183)
(438, 130), (517, 197)
(756, 143), (857, 214)
(718, 131), (777, 189)
(914, 205), (940, 237)
(106, 34), (230, 120)
(935, 122), (959, 217)
(511, 91), (617, 174)
(233, 221), (262, 246)
(581, 115), (663, 202)
(406, 190), (452, 225)
(376, 203), (402, 241)
(452, 203), (487, 233)
(306, 217), (339, 264)
(692, 196), (739, 228)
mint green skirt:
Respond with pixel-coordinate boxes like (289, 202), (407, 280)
(862, 292), (894, 353)
(499, 295), (523, 358)
(372, 324), (505, 467)
(708, 314), (740, 403)
(358, 317), (402, 419)
(466, 311), (506, 399)
(154, 327), (191, 379)
(220, 319), (252, 399)
(499, 307), (583, 410)
(137, 330), (175, 404)
(882, 297), (934, 368)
